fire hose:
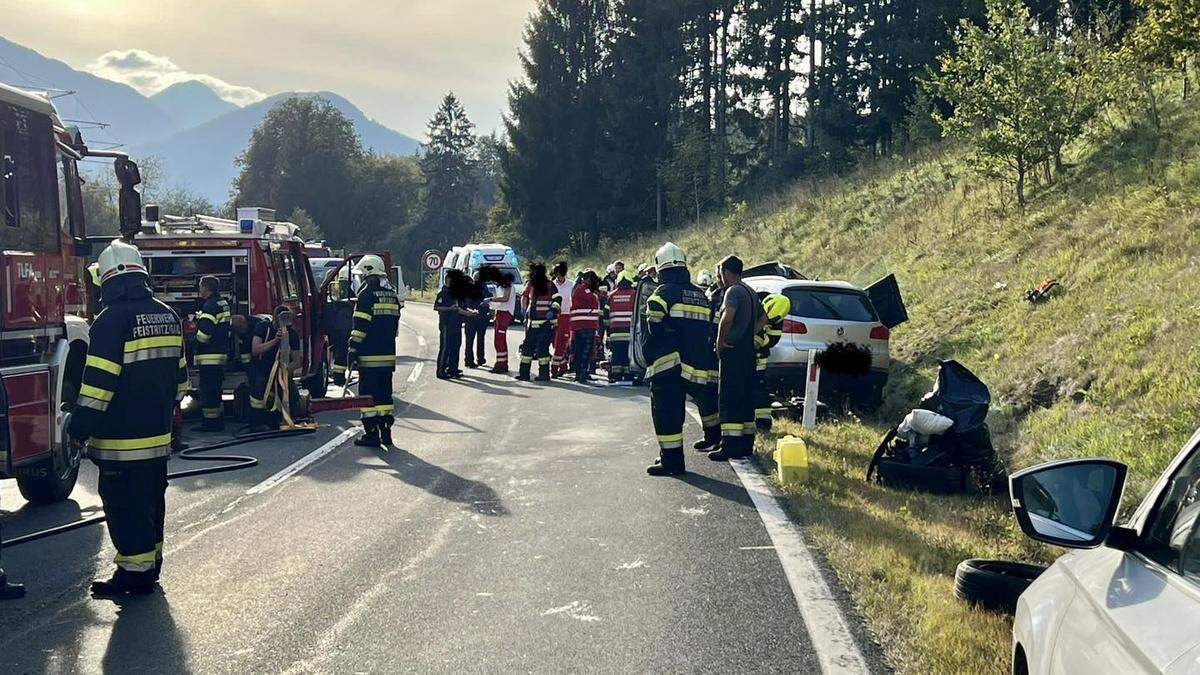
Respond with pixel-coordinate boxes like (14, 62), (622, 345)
(1, 427), (316, 548)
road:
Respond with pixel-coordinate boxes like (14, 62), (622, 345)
(0, 304), (876, 674)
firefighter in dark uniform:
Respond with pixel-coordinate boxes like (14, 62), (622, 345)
(690, 268), (724, 452)
(754, 293), (788, 432)
(249, 307), (303, 431)
(193, 275), (231, 432)
(348, 255), (402, 448)
(68, 240), (188, 596)
(0, 497), (22, 598)
(517, 262), (561, 382)
(641, 243), (720, 476)
(605, 270), (637, 383)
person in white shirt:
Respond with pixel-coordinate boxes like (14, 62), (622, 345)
(489, 270), (518, 373)
(550, 261), (575, 377)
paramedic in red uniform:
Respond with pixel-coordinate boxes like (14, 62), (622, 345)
(550, 261), (574, 377)
(570, 271), (601, 383)
(490, 271), (517, 373)
(605, 270), (637, 383)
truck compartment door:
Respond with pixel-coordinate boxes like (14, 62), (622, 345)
(0, 368), (51, 468)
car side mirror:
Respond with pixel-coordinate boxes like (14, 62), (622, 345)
(1009, 458), (1127, 549)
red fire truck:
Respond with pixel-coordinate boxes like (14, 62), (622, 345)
(0, 82), (146, 502)
(130, 207), (366, 404)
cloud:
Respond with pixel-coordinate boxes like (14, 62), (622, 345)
(85, 49), (266, 106)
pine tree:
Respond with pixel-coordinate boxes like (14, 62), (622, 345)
(421, 93), (480, 246)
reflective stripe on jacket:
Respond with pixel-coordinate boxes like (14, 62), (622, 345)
(348, 279), (402, 370)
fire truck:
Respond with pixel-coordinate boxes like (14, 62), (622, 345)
(0, 82), (147, 502)
(129, 207), (377, 404)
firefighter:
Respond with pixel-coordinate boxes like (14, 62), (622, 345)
(605, 270), (637, 383)
(249, 306), (303, 432)
(709, 255), (766, 462)
(517, 262), (561, 382)
(642, 243), (720, 476)
(690, 268), (724, 453)
(347, 255), (402, 447)
(753, 293), (789, 432)
(67, 240), (187, 596)
(193, 275), (231, 432)
(328, 267), (353, 386)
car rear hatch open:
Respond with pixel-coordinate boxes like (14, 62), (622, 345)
(782, 286), (882, 351)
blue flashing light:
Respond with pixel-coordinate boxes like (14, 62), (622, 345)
(239, 219), (254, 233)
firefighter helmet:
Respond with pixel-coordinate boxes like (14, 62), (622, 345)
(97, 240), (146, 283)
(764, 293), (790, 321)
(696, 269), (713, 287)
(654, 242), (687, 270)
(353, 254), (387, 278)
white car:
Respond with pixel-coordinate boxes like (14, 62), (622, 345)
(1010, 427), (1200, 674)
(743, 267), (905, 408)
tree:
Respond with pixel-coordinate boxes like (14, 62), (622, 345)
(420, 93), (481, 249)
(231, 95), (362, 244)
(288, 208), (324, 240)
(346, 153), (423, 250)
(930, 0), (1083, 205)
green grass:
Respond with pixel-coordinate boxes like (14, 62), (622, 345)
(580, 91), (1200, 673)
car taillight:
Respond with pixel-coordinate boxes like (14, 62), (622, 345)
(870, 325), (890, 340)
(783, 319), (808, 334)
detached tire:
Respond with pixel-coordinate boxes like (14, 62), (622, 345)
(955, 559), (1045, 614)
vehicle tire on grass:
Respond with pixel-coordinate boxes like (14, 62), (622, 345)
(954, 559), (1046, 614)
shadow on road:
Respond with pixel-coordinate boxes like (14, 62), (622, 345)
(677, 472), (754, 508)
(440, 377), (530, 399)
(392, 401), (484, 434)
(365, 448), (509, 517)
(100, 593), (190, 673)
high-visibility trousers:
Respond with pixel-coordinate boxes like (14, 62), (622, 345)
(197, 364), (223, 422)
(519, 324), (554, 378)
(493, 311), (513, 369)
(95, 457), (168, 583)
(551, 320), (572, 374)
(753, 357), (773, 432)
(358, 368), (394, 425)
(719, 345), (757, 456)
(330, 330), (350, 379)
(650, 375), (720, 468)
(608, 336), (630, 381)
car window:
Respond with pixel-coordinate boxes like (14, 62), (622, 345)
(783, 288), (877, 322)
(1143, 448), (1200, 579)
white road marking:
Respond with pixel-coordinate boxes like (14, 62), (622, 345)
(245, 427), (358, 495)
(686, 408), (868, 675)
(407, 361), (424, 382)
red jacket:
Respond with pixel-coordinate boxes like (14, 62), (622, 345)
(606, 285), (636, 339)
(570, 285), (600, 330)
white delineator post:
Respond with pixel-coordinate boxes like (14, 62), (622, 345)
(802, 349), (820, 429)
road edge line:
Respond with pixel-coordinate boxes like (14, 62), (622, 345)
(687, 409), (869, 674)
(245, 427), (358, 495)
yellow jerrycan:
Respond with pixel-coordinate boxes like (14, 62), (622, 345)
(774, 435), (809, 485)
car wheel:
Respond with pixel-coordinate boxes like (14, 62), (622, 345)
(954, 559), (1046, 614)
(16, 437), (82, 504)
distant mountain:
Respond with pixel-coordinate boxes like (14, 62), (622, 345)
(151, 80), (236, 130)
(0, 36), (176, 147)
(133, 91), (422, 205)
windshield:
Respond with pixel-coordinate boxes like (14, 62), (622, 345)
(783, 287), (878, 322)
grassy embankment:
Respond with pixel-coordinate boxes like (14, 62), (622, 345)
(581, 94), (1200, 672)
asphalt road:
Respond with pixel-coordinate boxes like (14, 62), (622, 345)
(0, 304), (874, 674)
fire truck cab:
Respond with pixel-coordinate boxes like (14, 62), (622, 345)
(0, 82), (130, 503)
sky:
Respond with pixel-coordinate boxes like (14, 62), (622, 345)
(1, 0), (535, 139)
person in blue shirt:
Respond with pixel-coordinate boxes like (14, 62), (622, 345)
(463, 271), (492, 368)
(435, 270), (477, 379)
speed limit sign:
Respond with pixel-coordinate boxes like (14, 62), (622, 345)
(421, 249), (443, 272)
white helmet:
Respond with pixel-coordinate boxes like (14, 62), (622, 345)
(97, 240), (146, 284)
(655, 242), (687, 270)
(696, 269), (713, 287)
(353, 254), (386, 278)
(606, 263), (615, 274)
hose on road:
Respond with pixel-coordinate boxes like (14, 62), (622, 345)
(1, 427), (317, 548)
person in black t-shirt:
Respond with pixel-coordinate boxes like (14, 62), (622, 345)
(435, 270), (477, 379)
(248, 306), (302, 431)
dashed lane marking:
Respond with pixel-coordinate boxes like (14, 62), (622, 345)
(687, 409), (869, 675)
(245, 427), (358, 495)
(407, 361), (424, 382)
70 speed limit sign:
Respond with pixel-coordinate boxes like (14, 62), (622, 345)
(421, 249), (444, 272)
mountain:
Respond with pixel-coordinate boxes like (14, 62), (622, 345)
(0, 36), (176, 147)
(150, 80), (236, 130)
(132, 91), (422, 205)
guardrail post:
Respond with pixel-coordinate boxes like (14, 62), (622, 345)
(802, 349), (820, 429)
